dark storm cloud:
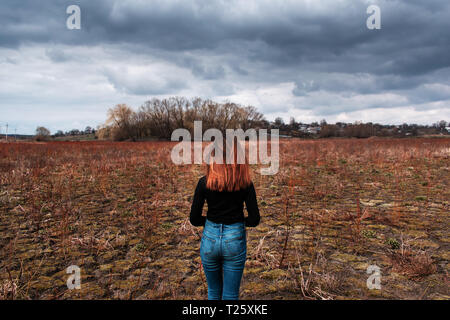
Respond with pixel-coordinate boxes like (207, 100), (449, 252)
(293, 70), (450, 96)
(181, 57), (226, 80)
(0, 0), (449, 129)
(2, 0), (449, 77)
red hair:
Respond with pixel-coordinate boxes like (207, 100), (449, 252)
(206, 141), (251, 192)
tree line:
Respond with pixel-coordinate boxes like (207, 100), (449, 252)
(280, 119), (449, 138)
(31, 96), (448, 141)
(96, 97), (264, 141)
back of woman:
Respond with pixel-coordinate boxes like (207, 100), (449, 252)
(189, 143), (260, 300)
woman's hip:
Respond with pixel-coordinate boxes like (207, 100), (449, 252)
(204, 219), (245, 237)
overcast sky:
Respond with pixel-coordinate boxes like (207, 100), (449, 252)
(1, 0), (449, 134)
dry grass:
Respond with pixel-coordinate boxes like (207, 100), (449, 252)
(0, 138), (449, 299)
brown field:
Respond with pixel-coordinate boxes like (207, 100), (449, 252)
(0, 138), (449, 300)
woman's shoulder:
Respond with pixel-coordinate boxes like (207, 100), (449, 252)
(199, 175), (207, 186)
(238, 181), (254, 193)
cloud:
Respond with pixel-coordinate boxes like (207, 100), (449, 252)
(45, 48), (71, 62)
(102, 64), (187, 96)
(0, 0), (449, 134)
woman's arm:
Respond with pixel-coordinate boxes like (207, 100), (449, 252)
(189, 177), (206, 226)
(244, 183), (260, 227)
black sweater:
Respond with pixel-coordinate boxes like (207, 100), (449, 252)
(189, 176), (260, 227)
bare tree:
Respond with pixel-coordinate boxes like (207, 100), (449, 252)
(35, 126), (51, 141)
(99, 97), (265, 141)
(106, 104), (135, 140)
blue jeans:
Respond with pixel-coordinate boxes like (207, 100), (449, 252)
(200, 219), (247, 300)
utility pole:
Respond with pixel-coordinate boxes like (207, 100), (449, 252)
(5, 123), (8, 142)
(15, 128), (17, 141)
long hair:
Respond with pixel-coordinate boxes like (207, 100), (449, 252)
(206, 140), (251, 192)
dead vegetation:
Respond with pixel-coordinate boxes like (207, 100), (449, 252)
(0, 138), (449, 300)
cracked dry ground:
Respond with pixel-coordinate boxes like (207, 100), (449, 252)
(0, 138), (449, 299)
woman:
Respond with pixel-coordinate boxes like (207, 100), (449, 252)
(189, 142), (260, 300)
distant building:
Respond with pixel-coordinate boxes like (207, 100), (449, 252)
(307, 127), (321, 134)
